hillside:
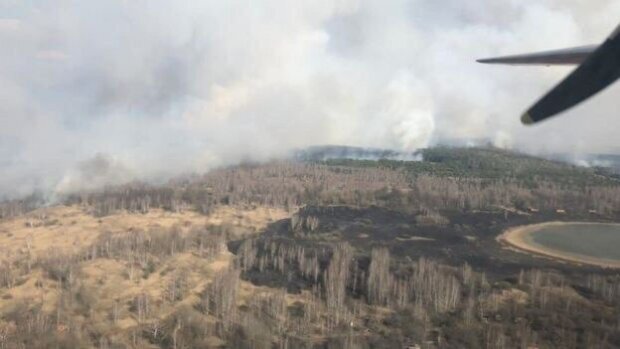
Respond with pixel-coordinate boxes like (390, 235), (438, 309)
(0, 146), (619, 348)
(322, 146), (618, 185)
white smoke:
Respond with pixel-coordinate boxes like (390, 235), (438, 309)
(54, 154), (134, 196)
(1, 0), (620, 198)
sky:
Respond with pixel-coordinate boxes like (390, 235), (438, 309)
(1, 0), (620, 198)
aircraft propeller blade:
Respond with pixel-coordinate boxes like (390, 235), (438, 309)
(522, 25), (620, 124)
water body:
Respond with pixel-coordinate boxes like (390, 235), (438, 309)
(526, 223), (620, 262)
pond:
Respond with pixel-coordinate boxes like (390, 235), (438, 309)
(528, 223), (620, 261)
(500, 222), (620, 268)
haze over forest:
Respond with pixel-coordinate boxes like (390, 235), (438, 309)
(2, 0), (620, 198)
(3, 3), (620, 345)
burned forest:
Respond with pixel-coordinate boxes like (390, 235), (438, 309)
(1, 147), (620, 348)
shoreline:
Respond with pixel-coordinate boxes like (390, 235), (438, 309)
(497, 222), (620, 269)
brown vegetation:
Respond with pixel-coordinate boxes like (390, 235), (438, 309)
(1, 149), (620, 348)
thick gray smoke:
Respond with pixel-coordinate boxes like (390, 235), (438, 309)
(1, 1), (620, 198)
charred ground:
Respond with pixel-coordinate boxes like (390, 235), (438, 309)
(1, 146), (620, 348)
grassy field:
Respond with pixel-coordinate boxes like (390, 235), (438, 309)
(0, 204), (288, 346)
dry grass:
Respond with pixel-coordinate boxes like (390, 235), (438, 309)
(0, 204), (289, 341)
(0, 205), (286, 262)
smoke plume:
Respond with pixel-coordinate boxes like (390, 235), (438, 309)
(1, 0), (620, 198)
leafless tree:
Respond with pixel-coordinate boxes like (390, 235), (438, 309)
(367, 247), (392, 306)
(324, 243), (353, 329)
(207, 267), (240, 334)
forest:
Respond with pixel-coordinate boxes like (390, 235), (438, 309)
(0, 146), (619, 348)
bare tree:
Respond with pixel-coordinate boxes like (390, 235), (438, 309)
(324, 243), (352, 329)
(367, 247), (392, 306)
(208, 267), (240, 334)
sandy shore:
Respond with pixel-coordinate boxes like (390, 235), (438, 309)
(497, 222), (620, 269)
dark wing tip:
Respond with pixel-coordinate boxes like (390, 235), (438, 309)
(520, 112), (535, 125)
(522, 32), (620, 124)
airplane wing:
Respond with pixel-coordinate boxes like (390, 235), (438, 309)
(478, 23), (620, 124)
(477, 45), (597, 66)
(521, 25), (620, 124)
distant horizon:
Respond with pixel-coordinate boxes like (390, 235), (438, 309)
(2, 144), (619, 202)
(2, 1), (619, 199)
